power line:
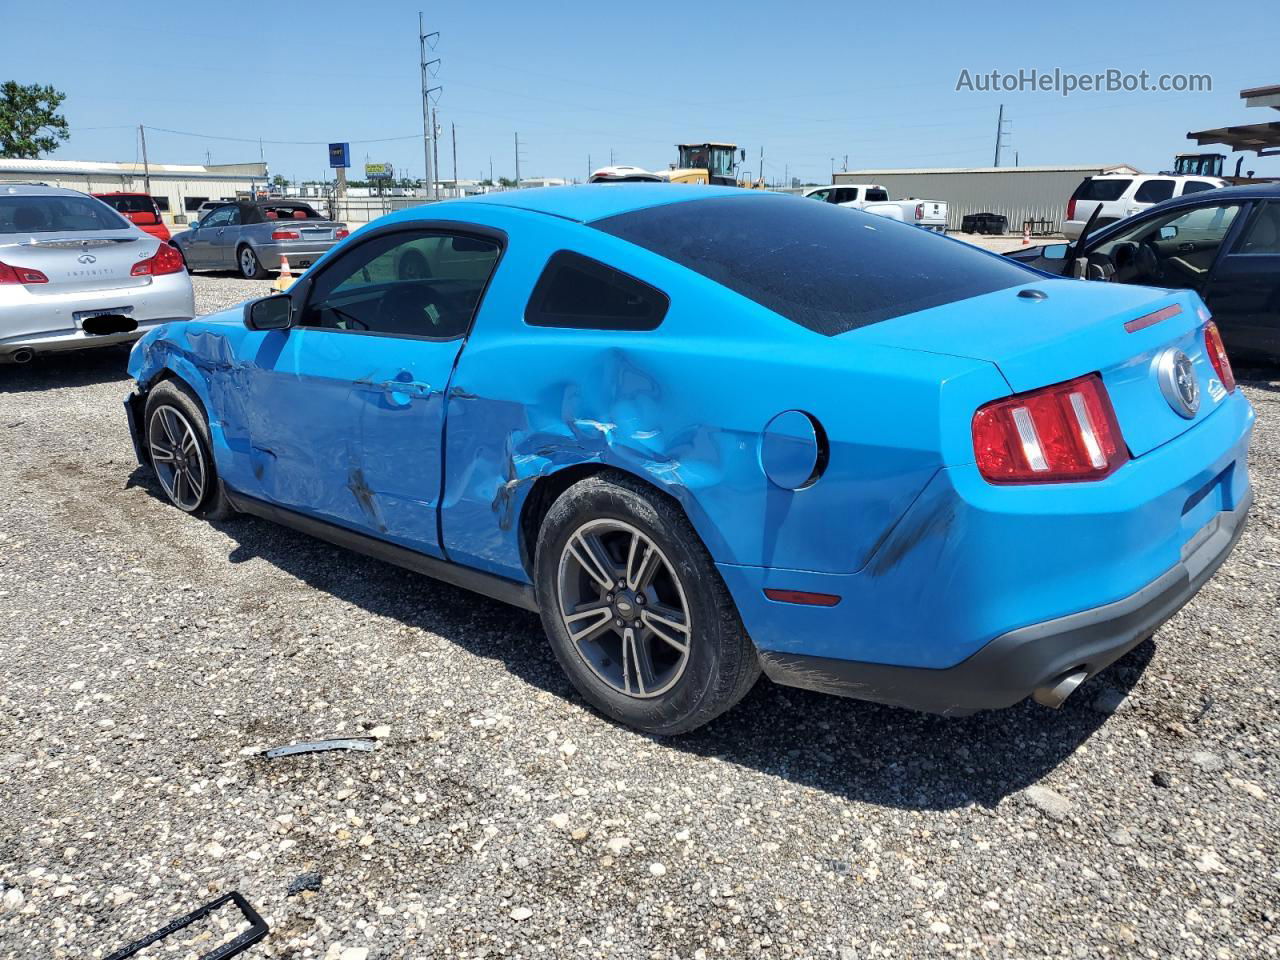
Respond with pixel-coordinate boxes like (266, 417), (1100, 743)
(143, 125), (423, 146)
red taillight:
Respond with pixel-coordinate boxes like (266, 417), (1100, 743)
(1203, 321), (1236, 393)
(271, 229), (300, 240)
(0, 260), (49, 284)
(914, 203), (925, 220)
(130, 242), (185, 277)
(1067, 197), (1077, 222)
(335, 228), (349, 240)
(972, 374), (1129, 483)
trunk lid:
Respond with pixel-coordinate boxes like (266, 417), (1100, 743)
(4, 235), (157, 294)
(856, 280), (1221, 457)
(272, 220), (342, 241)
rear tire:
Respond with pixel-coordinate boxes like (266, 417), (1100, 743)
(238, 245), (268, 280)
(143, 380), (234, 520)
(534, 471), (759, 735)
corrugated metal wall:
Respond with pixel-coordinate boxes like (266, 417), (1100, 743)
(832, 169), (1115, 233)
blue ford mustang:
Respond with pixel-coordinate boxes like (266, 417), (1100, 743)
(124, 185), (1254, 734)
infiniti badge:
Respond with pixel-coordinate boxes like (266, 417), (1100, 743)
(1156, 349), (1199, 419)
(77, 253), (97, 264)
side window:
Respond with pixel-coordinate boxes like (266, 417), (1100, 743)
(525, 251), (669, 331)
(1134, 179), (1175, 203)
(865, 188), (890, 202)
(807, 190), (830, 202)
(1180, 180), (1217, 196)
(1092, 203), (1240, 286)
(300, 230), (500, 339)
(1235, 203), (1280, 254)
(833, 188), (859, 204)
(203, 206), (235, 228)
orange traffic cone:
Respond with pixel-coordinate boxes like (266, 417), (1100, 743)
(1022, 224), (1031, 246)
(272, 255), (294, 292)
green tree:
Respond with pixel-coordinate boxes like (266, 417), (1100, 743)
(498, 176), (517, 188)
(0, 81), (69, 158)
(271, 174), (287, 189)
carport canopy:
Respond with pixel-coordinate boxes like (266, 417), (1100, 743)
(1186, 121), (1280, 157)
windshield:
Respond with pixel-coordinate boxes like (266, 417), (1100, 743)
(707, 146), (736, 179)
(593, 194), (1033, 335)
(99, 195), (158, 215)
(0, 195), (131, 235)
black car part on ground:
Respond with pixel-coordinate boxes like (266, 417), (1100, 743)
(103, 891), (268, 960)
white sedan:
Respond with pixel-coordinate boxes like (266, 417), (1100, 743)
(0, 184), (194, 364)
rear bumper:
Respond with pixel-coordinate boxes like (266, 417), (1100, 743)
(0, 272), (194, 359)
(758, 490), (1251, 714)
(252, 241), (336, 270)
(0, 316), (184, 359)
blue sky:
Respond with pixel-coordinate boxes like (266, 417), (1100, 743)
(7, 0), (1280, 184)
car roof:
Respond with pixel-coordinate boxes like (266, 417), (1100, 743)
(1, 183), (92, 198)
(456, 183), (753, 223)
(1091, 172), (1221, 181)
(93, 191), (150, 197)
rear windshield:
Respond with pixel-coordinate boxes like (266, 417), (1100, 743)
(0, 195), (130, 235)
(99, 195), (157, 214)
(261, 204), (321, 220)
(1071, 178), (1132, 202)
(591, 195), (1033, 335)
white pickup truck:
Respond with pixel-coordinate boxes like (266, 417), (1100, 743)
(803, 183), (948, 233)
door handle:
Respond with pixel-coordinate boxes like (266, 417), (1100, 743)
(379, 379), (432, 399)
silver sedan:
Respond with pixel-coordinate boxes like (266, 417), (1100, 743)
(1, 184), (194, 364)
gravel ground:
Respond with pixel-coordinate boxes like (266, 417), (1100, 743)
(1, 276), (1277, 959)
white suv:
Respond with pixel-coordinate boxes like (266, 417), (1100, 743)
(1063, 173), (1224, 239)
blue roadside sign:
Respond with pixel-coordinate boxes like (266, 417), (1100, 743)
(328, 143), (350, 169)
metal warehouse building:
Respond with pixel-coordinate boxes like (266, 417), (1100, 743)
(833, 164), (1139, 234)
(0, 158), (269, 225)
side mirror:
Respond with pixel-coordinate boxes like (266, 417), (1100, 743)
(188, 218), (200, 230)
(1159, 225), (1178, 241)
(244, 294), (293, 331)
(1041, 243), (1069, 261)
(1071, 257), (1089, 279)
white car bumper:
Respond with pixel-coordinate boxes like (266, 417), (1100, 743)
(0, 271), (194, 361)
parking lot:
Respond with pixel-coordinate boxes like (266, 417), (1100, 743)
(0, 273), (1277, 959)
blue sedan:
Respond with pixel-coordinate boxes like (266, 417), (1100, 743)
(124, 185), (1254, 734)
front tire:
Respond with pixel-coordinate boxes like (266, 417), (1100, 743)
(143, 380), (233, 519)
(238, 245), (268, 280)
(534, 471), (759, 735)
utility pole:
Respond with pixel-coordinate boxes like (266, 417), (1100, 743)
(993, 103), (1010, 167)
(489, 156), (493, 184)
(451, 122), (457, 192)
(418, 12), (441, 199)
(587, 154), (591, 181)
(514, 132), (521, 187)
(843, 154), (848, 172)
(759, 145), (764, 187)
(431, 107), (441, 200)
(138, 125), (152, 197)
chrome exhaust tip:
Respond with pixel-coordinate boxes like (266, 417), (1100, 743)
(1033, 669), (1089, 709)
(9, 349), (34, 364)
